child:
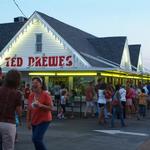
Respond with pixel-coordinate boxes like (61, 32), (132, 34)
(57, 90), (67, 119)
(137, 89), (148, 120)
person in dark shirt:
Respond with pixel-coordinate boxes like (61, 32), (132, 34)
(0, 69), (22, 150)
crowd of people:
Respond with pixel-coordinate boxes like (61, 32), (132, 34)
(13, 77), (150, 126)
(0, 69), (150, 150)
(84, 78), (150, 128)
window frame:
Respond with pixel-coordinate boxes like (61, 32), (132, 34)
(35, 33), (42, 52)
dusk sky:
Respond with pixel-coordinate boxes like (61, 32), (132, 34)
(1, 0), (150, 68)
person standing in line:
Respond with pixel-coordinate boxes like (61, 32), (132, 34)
(19, 85), (25, 111)
(143, 83), (149, 95)
(96, 79), (107, 124)
(137, 89), (148, 120)
(26, 77), (53, 150)
(111, 85), (125, 128)
(0, 69), (22, 150)
(126, 85), (133, 118)
(105, 84), (113, 117)
(25, 83), (31, 99)
(53, 82), (61, 114)
(146, 82), (150, 109)
(119, 85), (126, 119)
(84, 81), (95, 118)
(69, 89), (76, 119)
(57, 90), (68, 119)
(60, 83), (68, 96)
(130, 85), (136, 114)
(24, 83), (31, 111)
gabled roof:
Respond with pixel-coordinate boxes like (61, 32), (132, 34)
(81, 53), (117, 68)
(88, 37), (127, 65)
(36, 12), (123, 68)
(129, 44), (141, 70)
(36, 12), (101, 56)
(0, 22), (26, 52)
(0, 11), (121, 69)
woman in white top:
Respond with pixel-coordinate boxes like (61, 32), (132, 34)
(97, 82), (107, 124)
(119, 85), (126, 119)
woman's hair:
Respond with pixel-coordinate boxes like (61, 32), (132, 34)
(4, 69), (21, 89)
(61, 90), (67, 96)
(142, 88), (145, 93)
(115, 84), (120, 91)
(32, 77), (47, 90)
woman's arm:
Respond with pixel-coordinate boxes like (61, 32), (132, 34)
(38, 103), (53, 111)
(38, 94), (53, 111)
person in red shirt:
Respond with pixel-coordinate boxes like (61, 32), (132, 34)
(105, 84), (113, 116)
(24, 83), (31, 111)
(84, 81), (95, 118)
(126, 85), (133, 118)
(25, 83), (31, 99)
(26, 77), (53, 150)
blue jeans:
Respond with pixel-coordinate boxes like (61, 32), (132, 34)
(111, 106), (125, 127)
(32, 122), (50, 150)
(139, 105), (146, 117)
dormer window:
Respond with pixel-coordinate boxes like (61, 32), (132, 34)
(36, 33), (42, 52)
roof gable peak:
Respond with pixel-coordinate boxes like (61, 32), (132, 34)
(34, 11), (96, 38)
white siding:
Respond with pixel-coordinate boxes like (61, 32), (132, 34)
(120, 40), (132, 70)
(12, 21), (71, 57)
(137, 50), (144, 72)
(1, 20), (87, 70)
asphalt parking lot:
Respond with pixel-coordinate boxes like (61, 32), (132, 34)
(15, 112), (150, 150)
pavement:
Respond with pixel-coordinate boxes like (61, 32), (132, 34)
(139, 140), (150, 150)
(15, 112), (150, 150)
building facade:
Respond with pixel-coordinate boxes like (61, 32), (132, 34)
(0, 11), (149, 94)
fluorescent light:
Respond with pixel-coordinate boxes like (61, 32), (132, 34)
(101, 72), (150, 80)
(29, 72), (55, 76)
(57, 72), (97, 76)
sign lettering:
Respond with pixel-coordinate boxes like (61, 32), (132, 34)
(5, 55), (73, 67)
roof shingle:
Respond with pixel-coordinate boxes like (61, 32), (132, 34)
(0, 22), (26, 52)
(88, 37), (126, 65)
